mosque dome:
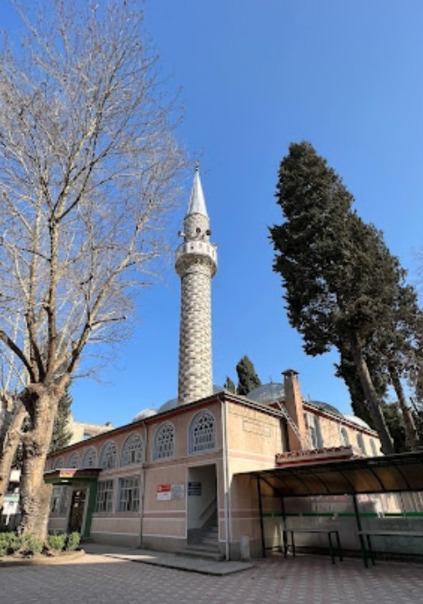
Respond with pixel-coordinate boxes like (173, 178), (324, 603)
(343, 414), (372, 430)
(246, 383), (344, 419)
(246, 382), (285, 404)
(157, 385), (223, 414)
(132, 408), (158, 422)
(307, 400), (344, 418)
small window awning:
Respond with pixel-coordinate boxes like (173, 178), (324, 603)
(241, 451), (423, 497)
(44, 468), (102, 485)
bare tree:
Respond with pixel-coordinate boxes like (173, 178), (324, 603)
(0, 0), (185, 538)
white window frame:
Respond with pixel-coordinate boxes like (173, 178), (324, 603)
(95, 480), (114, 513)
(117, 476), (140, 512)
(121, 433), (143, 466)
(153, 422), (175, 460)
(68, 452), (80, 468)
(188, 410), (216, 454)
(100, 441), (117, 470)
(82, 446), (98, 468)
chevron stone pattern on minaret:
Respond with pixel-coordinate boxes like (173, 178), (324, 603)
(175, 166), (217, 405)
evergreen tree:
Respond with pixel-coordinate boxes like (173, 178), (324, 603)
(236, 356), (261, 396)
(269, 141), (414, 454)
(49, 388), (73, 453)
(223, 376), (236, 393)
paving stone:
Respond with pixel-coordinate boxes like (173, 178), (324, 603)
(1, 549), (423, 604)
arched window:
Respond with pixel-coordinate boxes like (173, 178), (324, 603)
(340, 427), (350, 447)
(100, 441), (117, 470)
(153, 422), (175, 460)
(121, 433), (143, 466)
(68, 452), (80, 469)
(54, 457), (65, 469)
(82, 446), (98, 468)
(357, 433), (367, 455)
(189, 410), (216, 454)
(369, 438), (378, 456)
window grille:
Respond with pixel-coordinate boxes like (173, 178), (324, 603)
(121, 433), (143, 466)
(82, 446), (98, 468)
(100, 441), (117, 470)
(118, 476), (140, 512)
(68, 453), (79, 469)
(153, 422), (175, 460)
(95, 480), (114, 512)
(54, 457), (65, 469)
(189, 410), (216, 454)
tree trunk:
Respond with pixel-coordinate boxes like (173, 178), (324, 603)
(350, 335), (395, 454)
(19, 389), (58, 539)
(0, 402), (27, 515)
(389, 367), (420, 450)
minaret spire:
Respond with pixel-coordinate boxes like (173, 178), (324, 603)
(175, 165), (217, 405)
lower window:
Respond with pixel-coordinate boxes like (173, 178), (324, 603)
(118, 476), (140, 512)
(95, 480), (114, 513)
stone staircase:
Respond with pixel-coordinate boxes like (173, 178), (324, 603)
(182, 525), (225, 561)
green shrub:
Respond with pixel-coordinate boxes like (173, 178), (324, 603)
(65, 532), (81, 551)
(47, 532), (67, 551)
(20, 533), (44, 556)
(0, 532), (22, 556)
(0, 533), (11, 556)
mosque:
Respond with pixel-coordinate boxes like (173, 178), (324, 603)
(45, 168), (384, 560)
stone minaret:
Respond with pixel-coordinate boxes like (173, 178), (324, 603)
(176, 165), (217, 405)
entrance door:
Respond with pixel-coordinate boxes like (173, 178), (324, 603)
(68, 488), (87, 533)
(187, 465), (217, 544)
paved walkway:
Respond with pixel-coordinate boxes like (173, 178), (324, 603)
(83, 542), (254, 575)
(1, 547), (422, 604)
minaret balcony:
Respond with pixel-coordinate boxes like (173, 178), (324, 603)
(175, 241), (218, 265)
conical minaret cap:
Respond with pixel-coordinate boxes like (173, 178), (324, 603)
(187, 164), (209, 218)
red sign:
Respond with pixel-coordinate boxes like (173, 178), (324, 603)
(157, 484), (171, 493)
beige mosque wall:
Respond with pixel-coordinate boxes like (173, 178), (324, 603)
(305, 409), (381, 456)
(225, 400), (285, 471)
(223, 400), (286, 557)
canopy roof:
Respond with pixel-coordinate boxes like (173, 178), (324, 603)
(243, 451), (423, 497)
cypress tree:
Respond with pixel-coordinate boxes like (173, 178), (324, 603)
(236, 356), (262, 396)
(270, 141), (406, 453)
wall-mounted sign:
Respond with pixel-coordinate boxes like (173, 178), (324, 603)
(188, 481), (202, 496)
(171, 484), (185, 500)
(157, 484), (172, 500)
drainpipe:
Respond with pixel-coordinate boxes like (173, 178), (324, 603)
(221, 397), (231, 560)
(139, 421), (148, 548)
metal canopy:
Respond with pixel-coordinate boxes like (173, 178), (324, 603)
(243, 451), (423, 497)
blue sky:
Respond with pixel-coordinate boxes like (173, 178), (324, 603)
(2, 1), (423, 427)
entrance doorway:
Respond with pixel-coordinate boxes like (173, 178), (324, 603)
(187, 465), (217, 544)
(68, 488), (87, 534)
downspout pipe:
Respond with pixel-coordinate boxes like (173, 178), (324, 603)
(221, 397), (230, 560)
(139, 420), (148, 548)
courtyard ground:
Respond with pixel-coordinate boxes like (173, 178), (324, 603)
(1, 546), (422, 604)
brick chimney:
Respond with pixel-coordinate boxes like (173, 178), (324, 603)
(282, 369), (309, 451)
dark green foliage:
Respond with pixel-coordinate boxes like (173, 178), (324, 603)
(236, 356), (261, 396)
(270, 141), (418, 453)
(49, 387), (73, 453)
(335, 349), (385, 429)
(380, 403), (408, 453)
(223, 376), (236, 393)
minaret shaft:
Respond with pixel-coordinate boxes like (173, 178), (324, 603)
(176, 167), (217, 405)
